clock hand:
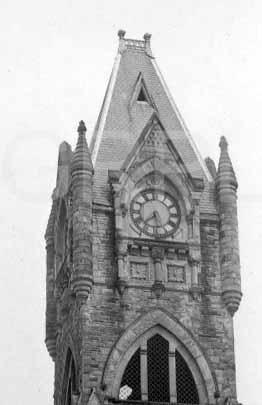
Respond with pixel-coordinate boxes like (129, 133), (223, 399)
(145, 210), (162, 226)
(145, 211), (155, 223)
(154, 210), (162, 226)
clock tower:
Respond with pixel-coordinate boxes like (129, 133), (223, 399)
(45, 31), (242, 405)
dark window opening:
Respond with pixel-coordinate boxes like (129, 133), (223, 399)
(118, 335), (200, 404)
(62, 349), (77, 405)
(176, 350), (199, 404)
(147, 334), (170, 402)
(120, 348), (141, 400)
(137, 88), (148, 102)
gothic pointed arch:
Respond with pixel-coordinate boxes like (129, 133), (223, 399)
(61, 348), (78, 405)
(117, 112), (204, 212)
(102, 309), (217, 404)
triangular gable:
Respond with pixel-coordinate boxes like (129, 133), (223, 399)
(129, 72), (157, 110)
(121, 112), (203, 191)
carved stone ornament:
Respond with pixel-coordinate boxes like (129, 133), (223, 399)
(167, 264), (185, 283)
(130, 261), (148, 280)
(189, 285), (203, 302)
(116, 278), (128, 296)
(151, 280), (165, 298)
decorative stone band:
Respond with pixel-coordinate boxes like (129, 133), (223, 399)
(125, 38), (145, 50)
(72, 273), (94, 300)
(222, 289), (242, 316)
(45, 337), (56, 361)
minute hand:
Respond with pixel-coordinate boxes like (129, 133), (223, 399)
(154, 210), (162, 226)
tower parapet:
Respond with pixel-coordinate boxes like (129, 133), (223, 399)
(216, 136), (242, 315)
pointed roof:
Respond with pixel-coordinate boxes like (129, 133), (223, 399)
(90, 31), (213, 209)
(71, 120), (93, 175)
(216, 136), (238, 191)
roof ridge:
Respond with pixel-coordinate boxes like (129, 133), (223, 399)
(151, 58), (212, 182)
(90, 52), (122, 164)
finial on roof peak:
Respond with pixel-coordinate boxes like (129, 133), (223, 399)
(219, 136), (228, 151)
(118, 29), (126, 39)
(78, 120), (86, 134)
(144, 33), (151, 42)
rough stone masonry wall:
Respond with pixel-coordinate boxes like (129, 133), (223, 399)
(200, 218), (236, 398)
(69, 209), (237, 401)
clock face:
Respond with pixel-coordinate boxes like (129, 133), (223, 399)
(130, 189), (181, 238)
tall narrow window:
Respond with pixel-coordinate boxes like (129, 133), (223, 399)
(147, 334), (169, 402)
(119, 348), (141, 400)
(62, 349), (77, 405)
(118, 333), (200, 404)
(176, 350), (199, 404)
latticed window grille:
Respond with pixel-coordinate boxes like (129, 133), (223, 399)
(119, 333), (200, 404)
(147, 334), (169, 402)
(120, 348), (141, 400)
(176, 350), (199, 404)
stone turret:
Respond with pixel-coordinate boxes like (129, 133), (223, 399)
(71, 121), (94, 300)
(45, 197), (58, 360)
(216, 136), (242, 316)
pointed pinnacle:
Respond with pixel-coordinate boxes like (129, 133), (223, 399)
(71, 121), (93, 175)
(118, 29), (126, 39)
(143, 33), (152, 42)
(219, 136), (228, 151)
(78, 120), (87, 134)
(216, 136), (237, 191)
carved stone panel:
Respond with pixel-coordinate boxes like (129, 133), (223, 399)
(167, 264), (185, 283)
(130, 261), (149, 280)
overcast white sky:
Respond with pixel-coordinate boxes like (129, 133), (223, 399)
(0, 1), (261, 404)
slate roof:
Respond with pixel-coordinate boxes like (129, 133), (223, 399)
(89, 33), (217, 214)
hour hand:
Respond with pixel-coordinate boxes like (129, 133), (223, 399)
(145, 210), (162, 226)
(145, 212), (155, 223)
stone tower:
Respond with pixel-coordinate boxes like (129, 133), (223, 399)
(45, 32), (242, 405)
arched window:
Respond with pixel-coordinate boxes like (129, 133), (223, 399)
(119, 332), (199, 404)
(62, 349), (77, 405)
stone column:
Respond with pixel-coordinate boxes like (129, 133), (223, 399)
(151, 247), (165, 298)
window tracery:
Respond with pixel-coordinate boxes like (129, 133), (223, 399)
(119, 332), (199, 404)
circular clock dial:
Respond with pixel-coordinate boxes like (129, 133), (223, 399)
(130, 190), (181, 238)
